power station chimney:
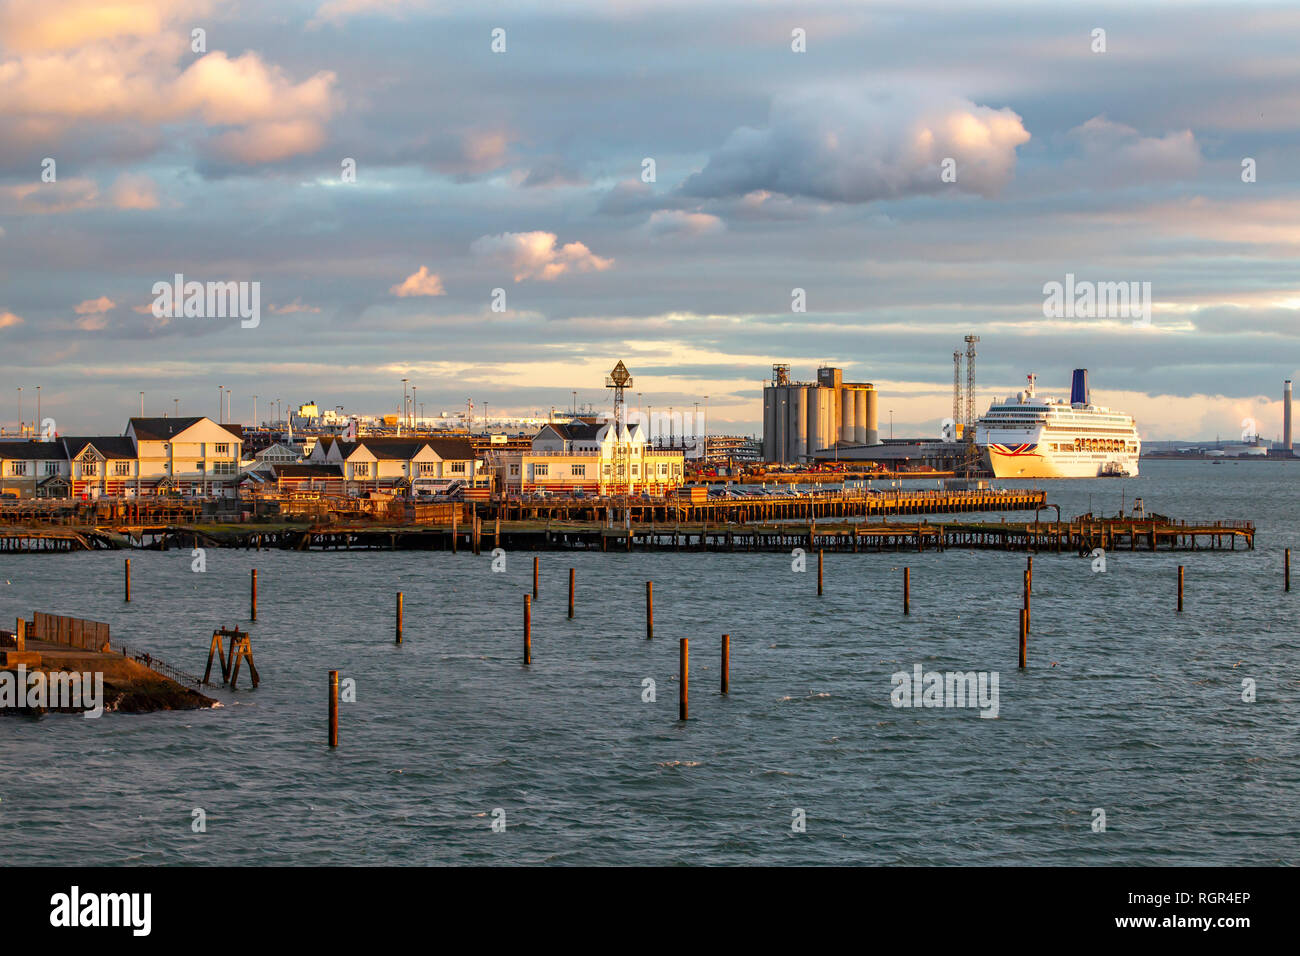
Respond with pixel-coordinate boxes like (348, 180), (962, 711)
(1285, 379), (1293, 452)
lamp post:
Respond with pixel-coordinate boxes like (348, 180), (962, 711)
(16, 386), (21, 436)
(35, 386), (40, 438)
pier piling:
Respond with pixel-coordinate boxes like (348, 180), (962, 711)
(395, 591), (403, 644)
(533, 555), (539, 599)
(328, 670), (339, 747)
(1023, 569), (1031, 633)
(721, 634), (729, 695)
(904, 567), (910, 615)
(1178, 565), (1185, 612)
(568, 568), (575, 619)
(646, 581), (654, 640)
(250, 568), (257, 621)
(679, 638), (689, 721)
(524, 594), (532, 665)
(818, 549), (824, 596)
(124, 558), (131, 603)
(1019, 609), (1027, 668)
(1287, 549), (1291, 593)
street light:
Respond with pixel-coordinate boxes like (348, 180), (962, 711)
(16, 386), (21, 436)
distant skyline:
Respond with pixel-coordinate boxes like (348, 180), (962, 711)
(3, 1), (1299, 439)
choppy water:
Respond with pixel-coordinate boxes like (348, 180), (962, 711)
(1, 460), (1297, 865)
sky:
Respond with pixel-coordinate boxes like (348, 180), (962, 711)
(1, 0), (1299, 440)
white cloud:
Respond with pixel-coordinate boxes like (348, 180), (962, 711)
(643, 209), (725, 238)
(682, 89), (1030, 202)
(389, 265), (446, 297)
(470, 231), (614, 281)
(0, 310), (23, 328)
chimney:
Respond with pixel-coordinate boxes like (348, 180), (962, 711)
(1285, 380), (1293, 452)
(1070, 369), (1089, 406)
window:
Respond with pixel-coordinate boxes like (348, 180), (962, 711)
(510, 464), (520, 476)
(212, 462), (236, 476)
(450, 461), (466, 474)
(535, 464), (549, 477)
(82, 461), (98, 476)
(114, 462), (131, 476)
(418, 462), (437, 476)
(572, 464), (585, 477)
(44, 461), (59, 476)
(603, 464), (611, 476)
(354, 462), (370, 477)
(10, 461), (27, 476)
(659, 463), (668, 476)
(215, 443), (230, 456)
(631, 464), (639, 476)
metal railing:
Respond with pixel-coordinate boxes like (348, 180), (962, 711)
(116, 642), (205, 687)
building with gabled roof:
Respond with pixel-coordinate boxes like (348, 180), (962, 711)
(496, 418), (684, 496)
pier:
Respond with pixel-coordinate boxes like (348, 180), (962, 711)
(0, 488), (1254, 554)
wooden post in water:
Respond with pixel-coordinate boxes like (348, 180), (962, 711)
(679, 638), (689, 720)
(721, 634), (729, 695)
(1287, 549), (1291, 592)
(904, 567), (910, 615)
(124, 558), (131, 603)
(328, 670), (339, 747)
(250, 568), (258, 621)
(523, 594), (532, 664)
(533, 555), (539, 599)
(1023, 569), (1031, 633)
(1018, 609), (1027, 668)
(568, 568), (575, 619)
(646, 581), (654, 639)
(395, 591), (403, 644)
(1178, 565), (1184, 612)
(1026, 555), (1033, 591)
(818, 549), (824, 596)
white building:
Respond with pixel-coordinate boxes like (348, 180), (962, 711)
(496, 419), (684, 495)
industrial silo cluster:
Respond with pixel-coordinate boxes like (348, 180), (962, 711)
(763, 365), (879, 463)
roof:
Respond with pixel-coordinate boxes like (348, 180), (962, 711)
(357, 439), (429, 460)
(424, 437), (477, 460)
(61, 436), (137, 459)
(129, 417), (242, 441)
(545, 422), (606, 442)
(0, 440), (64, 460)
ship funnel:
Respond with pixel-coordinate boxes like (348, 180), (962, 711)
(1070, 368), (1089, 405)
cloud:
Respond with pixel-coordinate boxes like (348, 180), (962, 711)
(73, 295), (115, 329)
(521, 156), (587, 188)
(1066, 116), (1202, 184)
(0, 0), (207, 53)
(470, 231), (614, 282)
(269, 298), (323, 314)
(73, 295), (114, 314)
(642, 209), (724, 238)
(0, 20), (338, 168)
(389, 265), (446, 297)
(108, 172), (159, 209)
(0, 310), (23, 328)
(681, 90), (1030, 203)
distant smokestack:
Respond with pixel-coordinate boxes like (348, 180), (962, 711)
(1070, 369), (1089, 406)
(1285, 380), (1293, 451)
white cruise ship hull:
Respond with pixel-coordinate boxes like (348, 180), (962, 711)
(984, 442), (1139, 479)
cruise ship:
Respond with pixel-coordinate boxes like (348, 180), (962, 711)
(975, 369), (1140, 478)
